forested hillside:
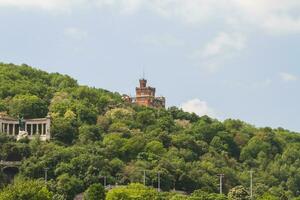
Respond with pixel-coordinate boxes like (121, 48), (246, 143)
(0, 63), (300, 200)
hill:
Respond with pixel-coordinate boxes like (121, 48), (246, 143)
(0, 63), (300, 200)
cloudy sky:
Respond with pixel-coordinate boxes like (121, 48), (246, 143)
(1, 0), (300, 131)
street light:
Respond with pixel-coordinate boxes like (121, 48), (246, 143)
(100, 176), (107, 188)
(44, 167), (49, 184)
(158, 172), (161, 192)
(143, 170), (146, 186)
(217, 174), (224, 194)
(249, 170), (254, 199)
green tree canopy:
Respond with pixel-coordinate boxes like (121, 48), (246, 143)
(83, 183), (105, 200)
(9, 95), (48, 118)
(0, 179), (53, 200)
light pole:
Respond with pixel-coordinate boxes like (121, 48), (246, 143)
(249, 170), (254, 199)
(44, 167), (49, 184)
(100, 176), (107, 188)
(218, 174), (224, 194)
(158, 172), (161, 192)
(173, 179), (176, 191)
(103, 176), (107, 188)
(143, 170), (146, 186)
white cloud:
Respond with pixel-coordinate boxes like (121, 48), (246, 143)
(64, 27), (88, 40)
(263, 15), (300, 35)
(95, 0), (143, 14)
(192, 32), (246, 72)
(0, 0), (76, 11)
(224, 78), (272, 89)
(280, 72), (298, 82)
(202, 32), (246, 58)
(138, 34), (185, 47)
(146, 0), (229, 24)
(2, 0), (300, 34)
(227, 0), (300, 34)
(254, 78), (272, 87)
(181, 99), (215, 117)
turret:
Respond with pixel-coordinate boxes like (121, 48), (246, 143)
(139, 79), (147, 88)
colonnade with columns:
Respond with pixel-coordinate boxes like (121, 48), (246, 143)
(0, 115), (51, 141)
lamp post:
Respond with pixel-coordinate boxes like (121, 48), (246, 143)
(249, 170), (254, 199)
(143, 170), (146, 186)
(217, 174), (224, 194)
(158, 172), (161, 192)
(44, 167), (49, 184)
(104, 176), (107, 188)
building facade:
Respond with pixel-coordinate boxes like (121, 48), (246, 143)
(123, 79), (165, 109)
(0, 114), (51, 141)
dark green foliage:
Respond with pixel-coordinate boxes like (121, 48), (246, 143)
(168, 106), (199, 123)
(84, 183), (105, 200)
(9, 95), (48, 118)
(55, 173), (84, 200)
(0, 178), (53, 200)
(78, 124), (103, 143)
(51, 113), (78, 144)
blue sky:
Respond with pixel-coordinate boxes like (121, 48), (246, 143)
(1, 0), (300, 131)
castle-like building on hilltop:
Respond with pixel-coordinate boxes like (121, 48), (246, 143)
(123, 79), (165, 109)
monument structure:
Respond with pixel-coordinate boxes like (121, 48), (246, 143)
(123, 79), (165, 109)
(0, 114), (51, 141)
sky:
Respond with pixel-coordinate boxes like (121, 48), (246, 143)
(1, 0), (300, 131)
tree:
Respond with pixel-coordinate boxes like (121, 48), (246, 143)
(78, 124), (103, 143)
(105, 108), (135, 123)
(8, 95), (48, 118)
(83, 183), (105, 200)
(169, 194), (188, 200)
(136, 109), (156, 129)
(191, 190), (227, 200)
(145, 141), (166, 155)
(51, 110), (78, 144)
(258, 193), (279, 200)
(56, 173), (84, 200)
(228, 186), (250, 200)
(1, 142), (31, 161)
(0, 179), (53, 200)
(168, 106), (199, 122)
(106, 183), (159, 200)
(50, 73), (78, 89)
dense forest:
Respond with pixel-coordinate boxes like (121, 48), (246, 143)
(0, 63), (300, 200)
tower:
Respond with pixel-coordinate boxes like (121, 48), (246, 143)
(134, 78), (165, 108)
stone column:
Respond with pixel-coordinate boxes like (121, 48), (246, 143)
(0, 120), (2, 133)
(46, 115), (51, 140)
(37, 124), (39, 135)
(7, 124), (10, 135)
(31, 124), (33, 135)
(12, 124), (15, 136)
(2, 123), (4, 134)
(41, 123), (44, 135)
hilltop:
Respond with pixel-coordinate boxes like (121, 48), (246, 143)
(0, 63), (300, 200)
